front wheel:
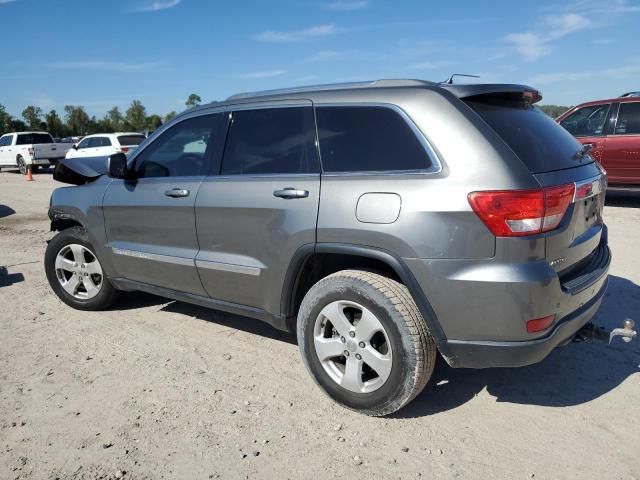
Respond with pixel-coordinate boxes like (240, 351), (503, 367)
(45, 226), (119, 310)
(297, 270), (436, 416)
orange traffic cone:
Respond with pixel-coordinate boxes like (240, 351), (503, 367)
(26, 165), (34, 181)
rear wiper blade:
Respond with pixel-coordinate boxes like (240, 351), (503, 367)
(574, 143), (593, 160)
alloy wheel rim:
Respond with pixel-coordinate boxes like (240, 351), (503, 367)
(313, 300), (393, 394)
(55, 244), (103, 300)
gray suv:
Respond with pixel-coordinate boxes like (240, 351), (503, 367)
(45, 79), (610, 416)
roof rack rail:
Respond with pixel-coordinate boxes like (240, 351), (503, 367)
(620, 91), (640, 98)
(226, 78), (435, 101)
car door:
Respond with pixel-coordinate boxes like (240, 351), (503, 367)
(91, 136), (111, 156)
(602, 101), (640, 185)
(195, 102), (320, 316)
(0, 135), (14, 166)
(558, 103), (612, 162)
(70, 137), (92, 158)
(102, 111), (227, 295)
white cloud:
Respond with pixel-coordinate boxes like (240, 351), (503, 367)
(50, 61), (165, 72)
(529, 61), (640, 86)
(410, 60), (457, 70)
(0, 0), (17, 4)
(326, 1), (369, 11)
(136, 0), (180, 12)
(505, 13), (591, 61)
(302, 50), (342, 63)
(254, 24), (342, 43)
(238, 69), (287, 79)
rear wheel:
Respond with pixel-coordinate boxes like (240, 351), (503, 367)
(45, 227), (119, 310)
(297, 270), (436, 416)
(17, 156), (27, 175)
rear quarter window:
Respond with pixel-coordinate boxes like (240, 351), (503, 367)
(464, 95), (587, 173)
(316, 106), (432, 172)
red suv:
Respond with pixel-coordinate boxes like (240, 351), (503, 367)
(557, 92), (640, 188)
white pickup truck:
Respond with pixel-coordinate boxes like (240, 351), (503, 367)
(0, 132), (73, 174)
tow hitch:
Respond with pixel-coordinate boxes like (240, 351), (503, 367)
(573, 319), (637, 344)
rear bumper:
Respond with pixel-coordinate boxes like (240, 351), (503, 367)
(444, 278), (607, 368)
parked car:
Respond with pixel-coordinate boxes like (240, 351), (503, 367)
(0, 131), (72, 173)
(557, 93), (640, 187)
(65, 133), (147, 159)
(45, 79), (610, 416)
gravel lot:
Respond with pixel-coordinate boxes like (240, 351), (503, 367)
(1, 169), (639, 480)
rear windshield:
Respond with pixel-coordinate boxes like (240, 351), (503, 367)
(464, 95), (589, 173)
(117, 135), (145, 146)
(16, 133), (54, 145)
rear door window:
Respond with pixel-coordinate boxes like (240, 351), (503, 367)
(614, 102), (640, 135)
(221, 107), (318, 175)
(316, 106), (432, 172)
(559, 104), (611, 137)
(465, 94), (588, 173)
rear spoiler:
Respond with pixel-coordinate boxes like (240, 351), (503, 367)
(439, 83), (542, 104)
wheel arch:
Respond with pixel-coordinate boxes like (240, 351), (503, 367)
(281, 243), (451, 358)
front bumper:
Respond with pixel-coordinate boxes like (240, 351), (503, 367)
(444, 278), (607, 368)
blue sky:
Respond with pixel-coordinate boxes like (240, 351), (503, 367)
(2, 0), (640, 117)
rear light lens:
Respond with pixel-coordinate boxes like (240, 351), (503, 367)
(28, 147), (35, 156)
(120, 147), (129, 153)
(526, 315), (555, 333)
(468, 184), (575, 237)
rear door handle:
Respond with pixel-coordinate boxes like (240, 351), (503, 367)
(165, 188), (190, 198)
(273, 187), (309, 199)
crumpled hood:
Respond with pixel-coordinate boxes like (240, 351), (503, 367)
(53, 156), (109, 185)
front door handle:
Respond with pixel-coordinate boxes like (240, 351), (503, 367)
(165, 188), (190, 198)
(273, 187), (309, 199)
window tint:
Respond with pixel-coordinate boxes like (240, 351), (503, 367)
(0, 135), (11, 147)
(315, 106), (431, 172)
(117, 135), (145, 146)
(16, 133), (54, 145)
(77, 138), (91, 149)
(466, 95), (588, 173)
(615, 102), (640, 135)
(221, 107), (318, 175)
(559, 104), (611, 137)
(135, 113), (224, 178)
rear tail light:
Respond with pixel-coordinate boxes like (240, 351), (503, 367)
(468, 184), (575, 237)
(28, 147), (35, 156)
(120, 147), (129, 153)
(526, 315), (555, 333)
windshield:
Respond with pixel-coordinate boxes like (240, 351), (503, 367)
(16, 133), (54, 145)
(117, 135), (145, 146)
(464, 95), (590, 173)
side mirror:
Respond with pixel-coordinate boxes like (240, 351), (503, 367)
(72, 144), (78, 150)
(107, 152), (131, 179)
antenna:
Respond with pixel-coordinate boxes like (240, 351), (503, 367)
(442, 74), (480, 85)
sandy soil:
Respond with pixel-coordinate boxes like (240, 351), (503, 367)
(1, 169), (639, 480)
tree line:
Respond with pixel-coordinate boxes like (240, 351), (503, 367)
(0, 93), (203, 137)
(0, 95), (572, 138)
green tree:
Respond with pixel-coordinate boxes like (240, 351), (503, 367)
(22, 105), (43, 130)
(185, 93), (202, 109)
(124, 100), (147, 132)
(146, 114), (163, 131)
(164, 111), (177, 122)
(105, 106), (123, 132)
(0, 104), (13, 135)
(538, 105), (573, 119)
(64, 105), (91, 135)
(45, 110), (65, 137)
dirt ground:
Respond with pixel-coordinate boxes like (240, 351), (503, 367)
(0, 169), (639, 480)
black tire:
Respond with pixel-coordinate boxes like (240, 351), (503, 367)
(17, 156), (27, 175)
(297, 270), (436, 416)
(45, 226), (119, 311)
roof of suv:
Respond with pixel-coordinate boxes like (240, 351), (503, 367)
(174, 79), (540, 119)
